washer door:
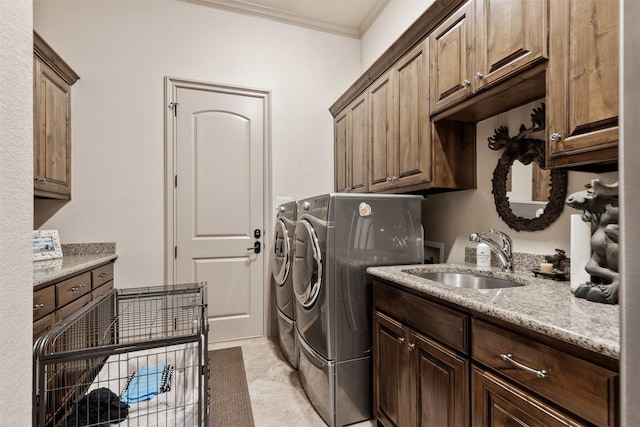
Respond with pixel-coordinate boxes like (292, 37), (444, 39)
(293, 219), (323, 309)
(272, 219), (291, 286)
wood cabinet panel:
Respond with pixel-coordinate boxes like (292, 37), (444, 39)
(413, 333), (469, 427)
(374, 282), (469, 354)
(334, 110), (348, 193)
(34, 285), (55, 321)
(33, 314), (55, 343)
(368, 70), (396, 192)
(92, 280), (114, 300)
(374, 311), (410, 427)
(472, 319), (617, 426)
(56, 293), (92, 323)
(546, 0), (618, 169)
(92, 263), (114, 288)
(429, 1), (474, 113)
(472, 367), (586, 427)
(374, 282), (471, 427)
(334, 93), (368, 193)
(394, 40), (431, 188)
(475, 0), (547, 89)
(33, 32), (79, 200)
(56, 272), (91, 307)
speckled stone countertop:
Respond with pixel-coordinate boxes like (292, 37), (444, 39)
(33, 243), (117, 288)
(367, 263), (620, 359)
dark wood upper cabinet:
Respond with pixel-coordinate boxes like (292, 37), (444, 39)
(546, 0), (619, 170)
(33, 31), (80, 200)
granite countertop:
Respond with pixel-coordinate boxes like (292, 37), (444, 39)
(33, 243), (117, 288)
(367, 263), (620, 360)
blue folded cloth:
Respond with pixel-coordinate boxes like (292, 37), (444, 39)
(122, 364), (165, 404)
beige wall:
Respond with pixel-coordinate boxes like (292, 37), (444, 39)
(422, 100), (618, 264)
(0, 0), (34, 421)
(360, 0), (434, 70)
(33, 0), (361, 288)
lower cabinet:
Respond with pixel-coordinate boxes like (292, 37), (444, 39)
(373, 280), (619, 427)
(373, 282), (470, 427)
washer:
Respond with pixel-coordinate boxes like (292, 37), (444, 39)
(272, 201), (298, 368)
(293, 193), (424, 427)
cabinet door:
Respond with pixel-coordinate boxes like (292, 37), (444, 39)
(546, 0), (618, 169)
(429, 1), (474, 113)
(368, 70), (396, 192)
(334, 109), (348, 192)
(412, 332), (470, 427)
(34, 57), (72, 199)
(394, 40), (432, 189)
(472, 367), (586, 427)
(475, 0), (547, 89)
(374, 311), (410, 427)
(348, 93), (368, 192)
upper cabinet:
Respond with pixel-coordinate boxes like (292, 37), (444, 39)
(334, 92), (368, 193)
(331, 0), (619, 186)
(430, 0), (548, 115)
(546, 0), (619, 170)
(429, 1), (475, 114)
(369, 40), (433, 193)
(334, 38), (475, 194)
(33, 32), (79, 200)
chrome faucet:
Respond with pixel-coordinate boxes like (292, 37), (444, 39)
(469, 229), (514, 273)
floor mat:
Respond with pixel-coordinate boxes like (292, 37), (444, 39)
(209, 347), (255, 427)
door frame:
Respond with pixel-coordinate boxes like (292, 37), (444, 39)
(164, 76), (273, 336)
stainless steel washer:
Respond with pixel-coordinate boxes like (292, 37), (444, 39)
(293, 193), (424, 426)
(272, 201), (298, 368)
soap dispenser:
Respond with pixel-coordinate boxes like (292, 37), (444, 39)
(476, 242), (491, 268)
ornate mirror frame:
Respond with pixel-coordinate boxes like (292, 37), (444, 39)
(489, 104), (568, 232)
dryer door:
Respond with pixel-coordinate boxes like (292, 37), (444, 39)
(272, 219), (291, 286)
(293, 219), (323, 309)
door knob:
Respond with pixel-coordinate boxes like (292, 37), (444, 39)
(248, 241), (261, 254)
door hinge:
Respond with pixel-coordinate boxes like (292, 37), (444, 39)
(168, 102), (178, 117)
(174, 175), (178, 188)
(174, 246), (177, 259)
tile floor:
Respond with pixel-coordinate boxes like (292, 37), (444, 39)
(210, 337), (376, 427)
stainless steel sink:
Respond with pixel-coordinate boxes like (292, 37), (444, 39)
(407, 271), (524, 289)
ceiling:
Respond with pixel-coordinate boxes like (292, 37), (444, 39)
(179, 0), (390, 38)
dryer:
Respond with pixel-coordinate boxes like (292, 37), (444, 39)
(272, 201), (298, 368)
(293, 193), (423, 427)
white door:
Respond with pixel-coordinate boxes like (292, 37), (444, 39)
(166, 78), (269, 342)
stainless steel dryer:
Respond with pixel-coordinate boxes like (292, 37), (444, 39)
(272, 201), (298, 368)
(293, 193), (423, 427)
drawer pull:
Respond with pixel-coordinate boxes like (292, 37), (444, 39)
(500, 353), (548, 379)
(34, 304), (44, 311)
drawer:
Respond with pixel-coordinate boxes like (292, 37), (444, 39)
(92, 263), (114, 288)
(472, 319), (617, 427)
(56, 272), (91, 307)
(33, 313), (54, 343)
(34, 285), (55, 320)
(56, 293), (92, 323)
(374, 281), (469, 354)
(92, 280), (113, 300)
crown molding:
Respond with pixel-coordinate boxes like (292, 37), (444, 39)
(178, 0), (389, 39)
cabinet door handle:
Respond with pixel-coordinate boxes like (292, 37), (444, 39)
(462, 79), (471, 88)
(407, 343), (416, 350)
(475, 72), (483, 79)
(550, 133), (562, 142)
(500, 353), (548, 379)
(397, 337), (405, 344)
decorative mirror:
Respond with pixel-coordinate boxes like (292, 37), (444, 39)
(489, 104), (568, 232)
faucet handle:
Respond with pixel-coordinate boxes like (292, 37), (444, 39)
(490, 229), (512, 253)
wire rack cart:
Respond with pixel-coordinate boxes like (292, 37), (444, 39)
(33, 283), (209, 427)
